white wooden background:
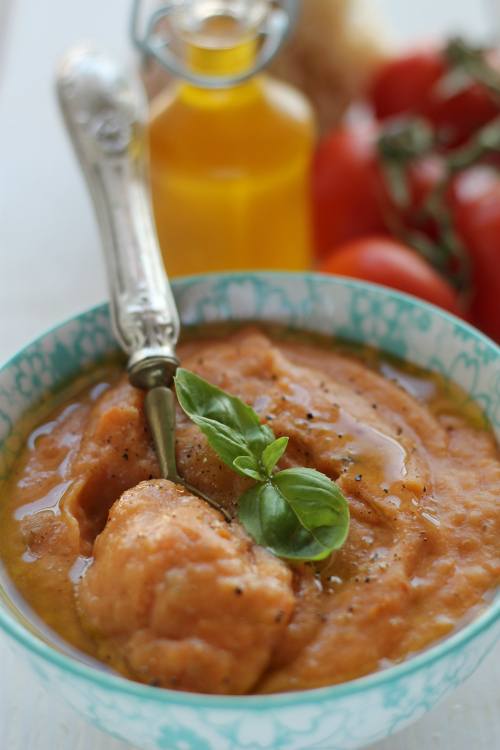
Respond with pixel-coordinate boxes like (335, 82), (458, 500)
(1, 1), (500, 748)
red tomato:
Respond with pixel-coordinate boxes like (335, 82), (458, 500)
(319, 236), (465, 317)
(381, 154), (445, 243)
(370, 49), (444, 121)
(453, 168), (500, 342)
(370, 48), (498, 148)
(312, 125), (387, 259)
(312, 123), (444, 259)
(405, 155), (444, 213)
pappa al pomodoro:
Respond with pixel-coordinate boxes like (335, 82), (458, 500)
(1, 328), (500, 694)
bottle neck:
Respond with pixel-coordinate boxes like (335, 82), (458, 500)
(178, 34), (262, 106)
(171, 0), (267, 97)
(187, 36), (258, 77)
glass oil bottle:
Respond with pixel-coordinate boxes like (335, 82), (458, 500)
(132, 0), (314, 277)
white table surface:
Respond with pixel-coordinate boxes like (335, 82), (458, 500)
(1, 1), (500, 748)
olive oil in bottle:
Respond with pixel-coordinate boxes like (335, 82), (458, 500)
(136, 0), (314, 277)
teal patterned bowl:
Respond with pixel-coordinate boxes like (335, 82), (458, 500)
(2, 272), (500, 750)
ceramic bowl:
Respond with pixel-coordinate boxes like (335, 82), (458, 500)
(2, 272), (500, 750)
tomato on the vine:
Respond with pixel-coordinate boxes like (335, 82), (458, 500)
(312, 123), (444, 259)
(369, 47), (499, 148)
(319, 236), (465, 317)
(452, 168), (500, 341)
(370, 49), (444, 121)
(313, 41), (500, 335)
(312, 125), (386, 259)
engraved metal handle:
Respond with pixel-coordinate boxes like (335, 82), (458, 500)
(56, 43), (180, 388)
(57, 44), (231, 521)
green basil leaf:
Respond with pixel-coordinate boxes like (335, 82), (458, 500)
(233, 456), (267, 482)
(238, 468), (349, 561)
(248, 422), (276, 457)
(236, 482), (273, 548)
(174, 368), (275, 459)
(174, 368), (350, 562)
(191, 416), (254, 476)
(261, 436), (289, 477)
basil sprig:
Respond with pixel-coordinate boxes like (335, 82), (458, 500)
(174, 369), (350, 561)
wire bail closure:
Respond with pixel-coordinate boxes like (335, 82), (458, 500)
(131, 0), (299, 89)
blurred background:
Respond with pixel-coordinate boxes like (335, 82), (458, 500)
(2, 2), (500, 747)
(0, 0), (496, 365)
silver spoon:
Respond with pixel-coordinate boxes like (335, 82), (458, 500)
(56, 43), (231, 523)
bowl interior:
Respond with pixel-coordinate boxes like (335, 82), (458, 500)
(1, 271), (500, 709)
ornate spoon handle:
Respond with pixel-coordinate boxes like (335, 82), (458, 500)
(56, 43), (179, 389)
(57, 45), (231, 522)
